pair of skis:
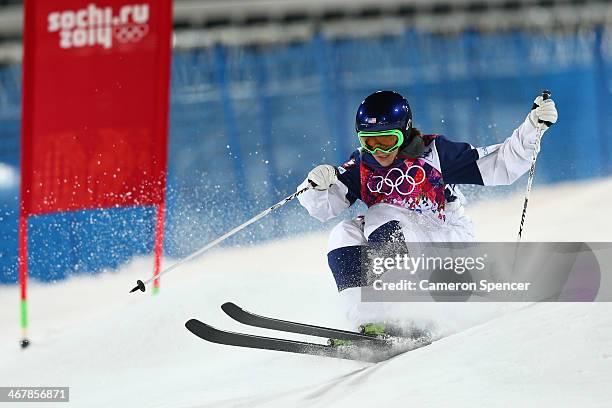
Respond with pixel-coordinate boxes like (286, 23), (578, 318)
(185, 302), (430, 363)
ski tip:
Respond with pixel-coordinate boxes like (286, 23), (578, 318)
(220, 302), (239, 313)
(185, 319), (222, 342)
(185, 319), (199, 331)
(129, 279), (146, 293)
(185, 319), (208, 336)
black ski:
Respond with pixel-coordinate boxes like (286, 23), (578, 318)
(185, 319), (387, 362)
(221, 302), (388, 345)
(186, 303), (432, 362)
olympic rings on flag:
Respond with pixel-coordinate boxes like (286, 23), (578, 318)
(113, 24), (149, 43)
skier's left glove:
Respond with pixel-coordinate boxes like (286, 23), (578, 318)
(528, 95), (558, 133)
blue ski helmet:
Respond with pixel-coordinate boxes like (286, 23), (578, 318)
(355, 90), (412, 134)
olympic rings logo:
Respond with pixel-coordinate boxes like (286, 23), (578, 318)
(367, 165), (427, 196)
(113, 24), (149, 43)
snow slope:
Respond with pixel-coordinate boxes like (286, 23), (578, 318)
(0, 177), (611, 407)
(234, 302), (612, 408)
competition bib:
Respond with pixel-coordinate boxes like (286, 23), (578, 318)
(360, 157), (446, 220)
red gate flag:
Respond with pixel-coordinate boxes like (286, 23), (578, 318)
(21, 0), (172, 216)
(18, 0), (172, 346)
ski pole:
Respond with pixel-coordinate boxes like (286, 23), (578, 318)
(517, 90), (551, 242)
(130, 184), (313, 293)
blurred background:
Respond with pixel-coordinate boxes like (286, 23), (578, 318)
(0, 0), (611, 283)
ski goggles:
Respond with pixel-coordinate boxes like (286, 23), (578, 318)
(357, 129), (404, 154)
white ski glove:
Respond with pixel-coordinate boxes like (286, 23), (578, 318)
(528, 95), (558, 133)
(307, 164), (338, 190)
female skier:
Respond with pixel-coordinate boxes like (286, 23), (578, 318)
(297, 90), (557, 336)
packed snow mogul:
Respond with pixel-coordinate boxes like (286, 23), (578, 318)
(296, 90), (558, 337)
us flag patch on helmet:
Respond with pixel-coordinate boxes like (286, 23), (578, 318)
(367, 117), (377, 123)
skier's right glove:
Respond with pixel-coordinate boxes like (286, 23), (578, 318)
(307, 164), (339, 190)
